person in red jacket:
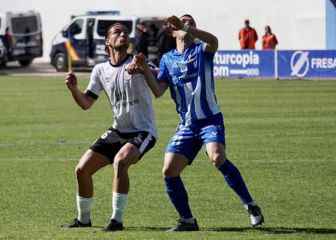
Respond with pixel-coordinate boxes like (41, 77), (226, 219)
(262, 25), (278, 50)
(239, 19), (258, 49)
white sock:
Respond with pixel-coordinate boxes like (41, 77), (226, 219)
(76, 195), (93, 224)
(111, 192), (128, 223)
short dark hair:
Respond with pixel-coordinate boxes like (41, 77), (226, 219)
(180, 14), (194, 19)
(180, 14), (196, 27)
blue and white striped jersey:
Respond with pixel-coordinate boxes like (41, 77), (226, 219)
(158, 42), (220, 126)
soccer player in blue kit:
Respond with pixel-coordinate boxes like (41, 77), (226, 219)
(134, 14), (265, 231)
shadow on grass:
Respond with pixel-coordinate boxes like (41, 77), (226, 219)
(207, 226), (336, 235)
(80, 225), (336, 235)
(86, 226), (170, 232)
(126, 226), (170, 231)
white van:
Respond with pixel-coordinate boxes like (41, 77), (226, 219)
(50, 12), (138, 71)
(0, 11), (43, 67)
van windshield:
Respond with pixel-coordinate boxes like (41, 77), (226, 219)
(11, 16), (39, 34)
(97, 20), (132, 37)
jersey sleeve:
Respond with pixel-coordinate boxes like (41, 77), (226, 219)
(157, 55), (171, 84)
(85, 65), (103, 99)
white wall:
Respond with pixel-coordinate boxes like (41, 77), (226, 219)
(1, 0), (326, 60)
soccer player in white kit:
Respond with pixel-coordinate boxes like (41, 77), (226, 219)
(62, 23), (157, 231)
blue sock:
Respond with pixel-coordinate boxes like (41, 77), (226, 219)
(164, 176), (193, 219)
(218, 160), (253, 205)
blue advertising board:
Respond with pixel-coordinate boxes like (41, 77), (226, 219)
(213, 50), (275, 79)
(277, 50), (336, 78)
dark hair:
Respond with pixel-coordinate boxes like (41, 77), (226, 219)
(180, 14), (194, 19)
(180, 14), (196, 27)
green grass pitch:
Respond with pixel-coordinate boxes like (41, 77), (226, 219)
(0, 76), (335, 240)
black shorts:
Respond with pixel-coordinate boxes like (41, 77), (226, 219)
(90, 128), (156, 163)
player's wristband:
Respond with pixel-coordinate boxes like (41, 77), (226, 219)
(182, 24), (190, 32)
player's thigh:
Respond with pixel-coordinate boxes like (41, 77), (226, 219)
(76, 149), (110, 176)
(114, 131), (156, 167)
(166, 127), (202, 164)
(114, 143), (141, 167)
(163, 152), (189, 177)
(205, 142), (227, 166)
(199, 119), (226, 166)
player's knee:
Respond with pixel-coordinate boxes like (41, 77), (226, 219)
(210, 152), (225, 167)
(75, 165), (88, 178)
(162, 165), (179, 177)
(113, 157), (131, 173)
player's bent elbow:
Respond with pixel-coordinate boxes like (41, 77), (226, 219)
(154, 91), (164, 98)
(80, 104), (91, 111)
(79, 100), (94, 110)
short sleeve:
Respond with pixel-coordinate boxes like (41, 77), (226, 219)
(85, 65), (103, 99)
(157, 55), (171, 84)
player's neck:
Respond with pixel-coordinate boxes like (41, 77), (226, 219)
(176, 38), (193, 53)
(109, 50), (128, 65)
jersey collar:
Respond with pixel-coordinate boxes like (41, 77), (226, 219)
(109, 54), (132, 67)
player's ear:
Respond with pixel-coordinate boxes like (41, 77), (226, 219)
(105, 40), (110, 55)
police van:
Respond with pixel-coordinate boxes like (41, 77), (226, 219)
(50, 11), (139, 71)
(0, 11), (43, 67)
(0, 37), (6, 67)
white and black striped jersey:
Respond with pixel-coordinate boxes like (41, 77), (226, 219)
(85, 55), (157, 138)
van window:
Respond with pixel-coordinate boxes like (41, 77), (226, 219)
(68, 19), (84, 36)
(97, 20), (133, 37)
(11, 16), (38, 34)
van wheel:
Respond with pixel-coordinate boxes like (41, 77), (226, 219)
(0, 61), (6, 68)
(19, 59), (33, 67)
(54, 53), (68, 72)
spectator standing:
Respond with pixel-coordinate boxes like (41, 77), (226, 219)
(156, 22), (176, 60)
(134, 23), (149, 57)
(239, 19), (258, 49)
(262, 25), (278, 50)
(3, 27), (14, 56)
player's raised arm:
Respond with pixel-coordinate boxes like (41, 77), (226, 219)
(65, 72), (96, 110)
(128, 54), (168, 98)
(167, 15), (218, 53)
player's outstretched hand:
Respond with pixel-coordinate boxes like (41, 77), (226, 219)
(126, 53), (146, 74)
(166, 15), (183, 31)
(65, 72), (77, 90)
(134, 53), (146, 68)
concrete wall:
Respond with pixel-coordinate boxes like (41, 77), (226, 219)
(1, 0), (326, 60)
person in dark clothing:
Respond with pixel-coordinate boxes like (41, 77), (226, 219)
(3, 27), (14, 56)
(156, 21), (176, 60)
(134, 23), (149, 57)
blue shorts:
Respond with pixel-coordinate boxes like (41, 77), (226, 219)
(166, 113), (225, 164)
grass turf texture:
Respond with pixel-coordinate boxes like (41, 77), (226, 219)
(0, 76), (335, 240)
